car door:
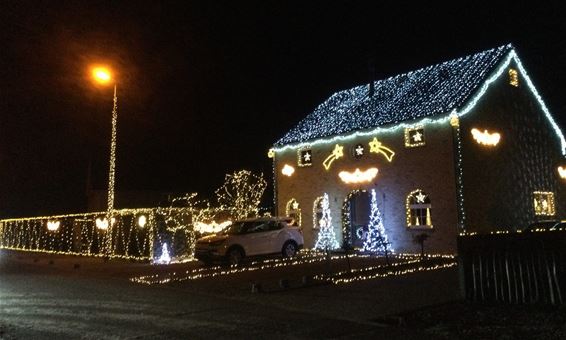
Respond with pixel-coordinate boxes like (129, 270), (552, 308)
(242, 221), (273, 255)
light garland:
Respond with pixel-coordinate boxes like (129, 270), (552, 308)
(363, 189), (393, 253)
(508, 68), (519, 87)
(314, 193), (340, 250)
(404, 126), (426, 148)
(272, 45), (566, 156)
(533, 191), (555, 216)
(368, 137), (395, 161)
(46, 221), (60, 232)
(342, 189), (367, 247)
(471, 128), (501, 146)
(406, 189), (433, 228)
(338, 168), (378, 184)
(130, 251), (429, 285)
(215, 170), (267, 221)
(285, 198), (301, 226)
(322, 144), (344, 170)
(194, 220), (232, 234)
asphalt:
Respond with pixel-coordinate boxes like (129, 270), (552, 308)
(0, 250), (461, 339)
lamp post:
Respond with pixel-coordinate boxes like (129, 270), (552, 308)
(92, 66), (118, 255)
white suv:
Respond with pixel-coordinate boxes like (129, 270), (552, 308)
(195, 217), (304, 265)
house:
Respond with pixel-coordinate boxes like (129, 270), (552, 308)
(270, 44), (566, 254)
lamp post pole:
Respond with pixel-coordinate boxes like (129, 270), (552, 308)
(106, 83), (118, 254)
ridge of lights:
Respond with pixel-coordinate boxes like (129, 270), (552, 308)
(272, 49), (566, 156)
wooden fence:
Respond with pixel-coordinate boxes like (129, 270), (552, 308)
(458, 231), (566, 304)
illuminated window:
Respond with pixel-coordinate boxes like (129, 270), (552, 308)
(509, 68), (519, 87)
(313, 196), (324, 229)
(286, 198), (301, 226)
(406, 190), (432, 228)
(298, 147), (312, 167)
(404, 126), (425, 147)
(533, 191), (555, 216)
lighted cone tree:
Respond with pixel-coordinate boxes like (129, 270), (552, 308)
(363, 189), (393, 253)
(314, 193), (340, 250)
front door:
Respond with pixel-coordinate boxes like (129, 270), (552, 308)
(345, 191), (370, 248)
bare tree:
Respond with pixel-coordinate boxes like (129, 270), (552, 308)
(215, 170), (267, 220)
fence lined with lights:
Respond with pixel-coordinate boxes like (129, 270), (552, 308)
(0, 207), (229, 261)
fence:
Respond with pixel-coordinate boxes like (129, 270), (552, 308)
(0, 207), (223, 261)
(458, 231), (566, 304)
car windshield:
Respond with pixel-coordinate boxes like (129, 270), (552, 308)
(222, 222), (246, 235)
(221, 220), (281, 234)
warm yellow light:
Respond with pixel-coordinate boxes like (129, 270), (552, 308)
(339, 168), (378, 184)
(558, 166), (566, 179)
(267, 149), (275, 158)
(471, 128), (500, 146)
(323, 144), (344, 170)
(138, 215), (147, 228)
(96, 218), (109, 230)
(281, 164), (295, 176)
(47, 221), (60, 231)
(92, 67), (112, 84)
(194, 220), (232, 233)
(368, 137), (395, 162)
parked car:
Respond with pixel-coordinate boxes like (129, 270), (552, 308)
(194, 217), (304, 265)
(523, 220), (566, 233)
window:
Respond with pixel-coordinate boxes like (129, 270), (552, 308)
(404, 126), (425, 147)
(298, 146), (312, 167)
(509, 68), (519, 87)
(533, 191), (555, 216)
(313, 196), (324, 229)
(406, 190), (432, 228)
(286, 198), (302, 226)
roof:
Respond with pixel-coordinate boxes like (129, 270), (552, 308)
(275, 44), (514, 147)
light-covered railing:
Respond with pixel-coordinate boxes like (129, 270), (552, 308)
(0, 207), (228, 261)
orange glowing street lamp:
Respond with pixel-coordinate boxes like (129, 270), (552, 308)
(91, 65), (118, 253)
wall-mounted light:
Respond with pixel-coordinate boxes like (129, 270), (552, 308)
(339, 168), (378, 184)
(471, 128), (500, 146)
(281, 164), (295, 176)
(47, 221), (60, 231)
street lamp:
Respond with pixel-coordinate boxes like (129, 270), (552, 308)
(91, 66), (118, 255)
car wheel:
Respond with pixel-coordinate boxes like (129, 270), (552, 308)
(282, 241), (298, 258)
(227, 247), (244, 266)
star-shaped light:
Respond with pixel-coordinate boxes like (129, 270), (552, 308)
(332, 144), (344, 158)
(292, 201), (299, 210)
(412, 131), (423, 142)
(303, 151), (311, 162)
(355, 145), (364, 156)
(368, 137), (381, 153)
(415, 192), (427, 203)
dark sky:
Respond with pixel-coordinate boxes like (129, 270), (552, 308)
(1, 1), (565, 217)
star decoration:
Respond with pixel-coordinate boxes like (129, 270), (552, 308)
(332, 144), (344, 158)
(303, 151), (311, 162)
(355, 145), (364, 156)
(292, 201), (299, 210)
(412, 131), (423, 142)
(368, 137), (382, 153)
(415, 192), (427, 203)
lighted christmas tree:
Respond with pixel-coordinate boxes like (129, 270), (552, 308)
(363, 189), (393, 253)
(157, 242), (171, 264)
(314, 193), (340, 250)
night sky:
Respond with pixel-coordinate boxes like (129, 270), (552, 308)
(1, 1), (565, 218)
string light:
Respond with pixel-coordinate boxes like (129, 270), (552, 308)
(285, 199), (301, 226)
(314, 193), (340, 250)
(406, 189), (433, 228)
(533, 191), (555, 216)
(215, 170), (267, 221)
(368, 137), (395, 161)
(297, 146), (312, 167)
(194, 220), (232, 234)
(272, 45), (566, 156)
(341, 190), (367, 247)
(322, 144), (344, 170)
(508, 68), (519, 87)
(363, 189), (393, 253)
(338, 168), (378, 184)
(471, 128), (501, 146)
(137, 215), (147, 228)
(281, 164), (295, 176)
(46, 221), (60, 231)
(312, 196), (324, 229)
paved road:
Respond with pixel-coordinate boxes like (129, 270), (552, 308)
(0, 250), (460, 339)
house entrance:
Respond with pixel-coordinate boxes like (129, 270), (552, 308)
(342, 190), (370, 248)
